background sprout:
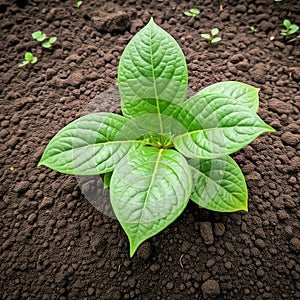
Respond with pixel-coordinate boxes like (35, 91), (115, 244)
(201, 28), (222, 44)
(32, 31), (47, 42)
(75, 1), (83, 8)
(42, 37), (57, 49)
(19, 52), (38, 67)
(281, 19), (299, 37)
(184, 8), (200, 18)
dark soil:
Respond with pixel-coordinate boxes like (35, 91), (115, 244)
(1, 0), (300, 299)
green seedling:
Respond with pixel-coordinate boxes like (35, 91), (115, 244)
(201, 28), (222, 44)
(281, 19), (299, 38)
(32, 31), (57, 48)
(184, 8), (200, 18)
(42, 37), (57, 49)
(75, 1), (83, 7)
(39, 19), (275, 257)
(32, 31), (47, 42)
(19, 52), (37, 67)
(250, 26), (257, 32)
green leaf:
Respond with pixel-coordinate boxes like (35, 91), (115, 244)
(290, 24), (299, 34)
(118, 18), (188, 126)
(19, 60), (29, 67)
(32, 31), (47, 41)
(110, 147), (193, 256)
(31, 56), (38, 64)
(189, 156), (248, 212)
(49, 37), (57, 44)
(25, 52), (33, 61)
(211, 37), (222, 43)
(197, 81), (260, 112)
(184, 11), (192, 16)
(211, 28), (219, 36)
(38, 113), (145, 175)
(42, 41), (51, 48)
(201, 33), (211, 40)
(190, 8), (200, 14)
(173, 93), (275, 159)
(283, 19), (291, 28)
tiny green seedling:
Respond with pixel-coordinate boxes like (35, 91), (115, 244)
(32, 31), (57, 49)
(249, 26), (257, 32)
(19, 52), (37, 67)
(201, 28), (222, 44)
(281, 19), (299, 39)
(42, 37), (57, 49)
(32, 31), (47, 42)
(184, 8), (200, 18)
(39, 19), (274, 257)
(75, 1), (83, 8)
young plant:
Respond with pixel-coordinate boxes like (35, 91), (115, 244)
(19, 52), (37, 67)
(201, 28), (222, 44)
(32, 31), (47, 42)
(32, 30), (57, 49)
(249, 26), (257, 32)
(184, 8), (200, 18)
(38, 19), (275, 257)
(281, 19), (299, 39)
(41, 37), (57, 49)
(75, 1), (83, 8)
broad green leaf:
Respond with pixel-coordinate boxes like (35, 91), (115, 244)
(173, 93), (275, 159)
(198, 81), (260, 112)
(189, 156), (248, 212)
(110, 147), (193, 256)
(38, 113), (145, 175)
(118, 18), (188, 127)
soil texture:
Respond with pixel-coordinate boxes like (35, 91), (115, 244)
(1, 0), (300, 299)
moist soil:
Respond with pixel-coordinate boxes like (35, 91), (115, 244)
(1, 0), (300, 299)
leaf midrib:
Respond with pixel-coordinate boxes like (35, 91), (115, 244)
(149, 23), (163, 135)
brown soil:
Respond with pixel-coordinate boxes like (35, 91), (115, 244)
(1, 0), (300, 299)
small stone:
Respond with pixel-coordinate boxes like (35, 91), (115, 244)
(256, 267), (265, 277)
(281, 132), (299, 146)
(14, 181), (30, 194)
(206, 259), (215, 268)
(166, 282), (173, 290)
(88, 287), (95, 296)
(214, 223), (225, 237)
(130, 19), (144, 33)
(28, 213), (37, 224)
(137, 241), (152, 261)
(201, 279), (221, 299)
(224, 262), (232, 270)
(200, 222), (214, 245)
(39, 197), (54, 209)
(290, 238), (300, 253)
(269, 99), (293, 114)
(255, 239), (266, 249)
(149, 263), (160, 273)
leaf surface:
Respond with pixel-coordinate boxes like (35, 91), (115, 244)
(110, 147), (193, 256)
(38, 113), (144, 175)
(189, 156), (248, 212)
(118, 18), (188, 130)
(198, 81), (260, 112)
(173, 93), (275, 159)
